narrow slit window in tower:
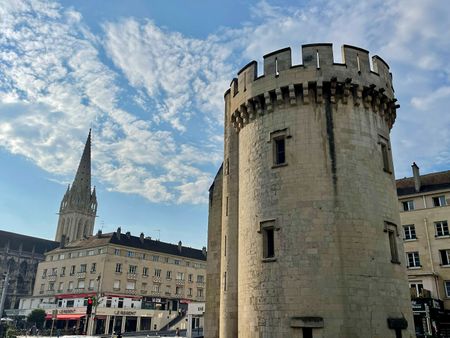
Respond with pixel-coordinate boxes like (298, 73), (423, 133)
(303, 327), (313, 338)
(385, 222), (400, 264)
(263, 228), (275, 259)
(274, 137), (286, 165)
(224, 271), (227, 291)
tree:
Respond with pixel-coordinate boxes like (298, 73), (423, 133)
(27, 309), (46, 329)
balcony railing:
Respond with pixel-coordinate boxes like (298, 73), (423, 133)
(48, 275), (57, 281)
(153, 276), (161, 283)
(125, 289), (137, 295)
(175, 279), (185, 286)
(77, 272), (86, 278)
(127, 273), (137, 280)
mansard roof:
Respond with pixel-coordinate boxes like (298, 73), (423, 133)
(48, 230), (207, 261)
(0, 230), (59, 254)
(396, 169), (450, 196)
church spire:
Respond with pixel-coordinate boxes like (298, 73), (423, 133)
(55, 130), (97, 243)
(72, 129), (91, 193)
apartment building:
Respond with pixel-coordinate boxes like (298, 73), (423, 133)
(19, 228), (207, 334)
(397, 163), (450, 336)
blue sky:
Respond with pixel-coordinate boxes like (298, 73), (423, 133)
(0, 0), (449, 249)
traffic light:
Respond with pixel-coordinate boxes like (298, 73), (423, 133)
(86, 297), (93, 315)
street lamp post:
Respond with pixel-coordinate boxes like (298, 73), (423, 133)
(87, 274), (101, 336)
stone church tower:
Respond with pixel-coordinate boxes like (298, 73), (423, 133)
(54, 130), (97, 243)
(205, 44), (414, 338)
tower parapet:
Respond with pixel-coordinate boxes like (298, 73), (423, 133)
(228, 43), (398, 132)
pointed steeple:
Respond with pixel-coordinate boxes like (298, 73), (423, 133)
(72, 129), (91, 193)
(55, 129), (97, 243)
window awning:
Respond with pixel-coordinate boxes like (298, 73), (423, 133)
(46, 314), (85, 320)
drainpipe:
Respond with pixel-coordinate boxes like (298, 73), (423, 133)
(423, 217), (440, 298)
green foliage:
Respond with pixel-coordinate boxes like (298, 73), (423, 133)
(5, 327), (17, 338)
(27, 309), (46, 329)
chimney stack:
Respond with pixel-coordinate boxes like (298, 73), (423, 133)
(178, 241), (182, 253)
(97, 229), (102, 238)
(116, 227), (121, 240)
(412, 162), (421, 192)
(126, 231), (131, 239)
(140, 233), (145, 244)
(202, 246), (207, 257)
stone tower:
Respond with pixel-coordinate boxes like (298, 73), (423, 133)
(205, 44), (414, 338)
(54, 130), (97, 243)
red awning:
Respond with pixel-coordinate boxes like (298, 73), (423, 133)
(45, 314), (85, 320)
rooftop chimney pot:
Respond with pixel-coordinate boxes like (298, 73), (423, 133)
(412, 162), (421, 192)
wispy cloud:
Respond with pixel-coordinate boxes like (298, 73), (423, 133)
(0, 0), (449, 206)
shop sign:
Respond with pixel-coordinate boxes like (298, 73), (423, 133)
(412, 300), (425, 312)
(113, 310), (137, 316)
(58, 309), (76, 314)
(151, 298), (162, 303)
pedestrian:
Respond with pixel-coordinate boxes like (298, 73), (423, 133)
(176, 327), (180, 336)
(117, 331), (122, 338)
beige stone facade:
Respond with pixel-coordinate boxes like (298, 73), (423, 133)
(397, 165), (450, 334)
(22, 230), (207, 334)
(206, 43), (415, 338)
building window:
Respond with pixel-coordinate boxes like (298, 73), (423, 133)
(175, 286), (183, 295)
(176, 272), (184, 281)
(66, 300), (74, 307)
(68, 281), (73, 291)
(433, 196), (447, 207)
(152, 284), (160, 293)
(143, 267), (148, 276)
(126, 281), (136, 290)
(407, 252), (421, 268)
(59, 254), (65, 260)
(378, 135), (392, 173)
(48, 282), (54, 291)
(164, 257), (170, 263)
(403, 225), (416, 240)
(188, 288), (192, 297)
(274, 137), (286, 165)
(385, 222), (400, 264)
(435, 221), (449, 237)
(197, 288), (204, 298)
(77, 280), (85, 289)
(89, 279), (95, 290)
(42, 269), (47, 278)
(445, 281), (450, 298)
(129, 265), (137, 274)
(188, 274), (193, 282)
(402, 200), (415, 211)
(410, 282), (424, 298)
(113, 280), (120, 290)
(174, 259), (180, 265)
(58, 282), (64, 292)
(259, 220), (278, 260)
(87, 250), (94, 256)
(152, 255), (159, 262)
(106, 297), (112, 307)
(166, 271), (172, 280)
(80, 264), (87, 273)
(60, 267), (66, 276)
(118, 298), (124, 308)
(197, 275), (204, 283)
(127, 251), (135, 257)
(114, 249), (120, 256)
(154, 269), (161, 277)
(440, 250), (450, 266)
(91, 263), (96, 273)
(115, 263), (122, 273)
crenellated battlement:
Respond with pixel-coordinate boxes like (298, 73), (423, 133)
(226, 43), (399, 132)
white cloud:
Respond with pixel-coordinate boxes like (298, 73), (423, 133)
(0, 0), (449, 206)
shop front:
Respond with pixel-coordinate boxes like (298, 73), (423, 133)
(411, 298), (450, 338)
